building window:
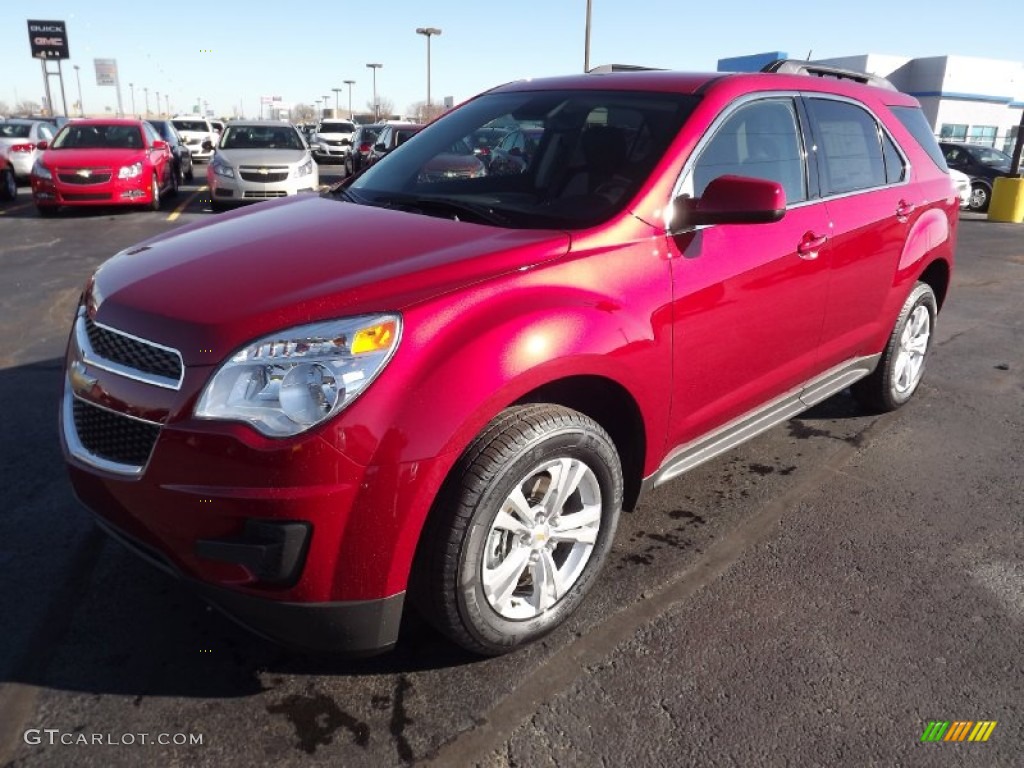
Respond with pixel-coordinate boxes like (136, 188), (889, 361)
(940, 124), (967, 141)
(967, 125), (997, 147)
(1004, 126), (1020, 156)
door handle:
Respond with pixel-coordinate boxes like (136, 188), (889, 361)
(797, 232), (828, 260)
(896, 200), (916, 219)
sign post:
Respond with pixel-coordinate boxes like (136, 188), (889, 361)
(93, 58), (125, 116)
(27, 19), (70, 116)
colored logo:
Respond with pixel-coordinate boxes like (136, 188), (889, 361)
(921, 721), (997, 742)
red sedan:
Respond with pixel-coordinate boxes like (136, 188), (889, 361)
(30, 119), (176, 215)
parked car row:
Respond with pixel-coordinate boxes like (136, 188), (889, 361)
(938, 141), (1017, 211)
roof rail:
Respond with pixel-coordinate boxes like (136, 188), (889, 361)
(587, 64), (666, 74)
(760, 59), (897, 91)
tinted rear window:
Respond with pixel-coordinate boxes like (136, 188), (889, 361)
(321, 122), (355, 132)
(173, 120), (210, 133)
(889, 106), (948, 172)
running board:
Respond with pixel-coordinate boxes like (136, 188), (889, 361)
(641, 354), (880, 493)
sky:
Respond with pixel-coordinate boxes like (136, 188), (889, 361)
(3, 0), (1022, 119)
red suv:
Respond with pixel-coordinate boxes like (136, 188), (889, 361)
(62, 62), (956, 656)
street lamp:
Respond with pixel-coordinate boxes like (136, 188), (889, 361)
(332, 87), (342, 114)
(73, 64), (84, 116)
(143, 87), (150, 116)
(156, 90), (161, 117)
(129, 83), (136, 116)
(584, 0), (592, 72)
(366, 63), (382, 121)
(165, 94), (170, 115)
(415, 27), (442, 116)
(343, 79), (355, 120)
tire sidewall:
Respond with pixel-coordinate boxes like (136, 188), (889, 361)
(456, 427), (622, 652)
(884, 283), (937, 406)
(1, 169), (15, 200)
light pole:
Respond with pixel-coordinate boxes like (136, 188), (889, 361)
(143, 87), (150, 116)
(366, 63), (382, 121)
(73, 64), (84, 116)
(165, 94), (170, 115)
(584, 0), (593, 73)
(129, 83), (136, 116)
(156, 90), (161, 117)
(332, 87), (342, 114)
(315, 98), (322, 117)
(343, 79), (355, 120)
(415, 27), (441, 117)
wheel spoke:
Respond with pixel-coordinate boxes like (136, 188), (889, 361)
(493, 509), (530, 536)
(543, 458), (588, 515)
(907, 336), (928, 355)
(530, 550), (563, 613)
(550, 504), (601, 544)
(483, 546), (531, 614)
(894, 354), (910, 390)
(506, 486), (538, 524)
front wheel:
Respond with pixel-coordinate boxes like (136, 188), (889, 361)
(0, 168), (16, 201)
(148, 172), (161, 211)
(853, 282), (937, 413)
(413, 404), (623, 655)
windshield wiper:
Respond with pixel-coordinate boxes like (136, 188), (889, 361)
(371, 194), (511, 226)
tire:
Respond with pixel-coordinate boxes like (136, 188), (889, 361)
(852, 282), (937, 413)
(413, 404), (623, 655)
(36, 204), (58, 217)
(185, 160), (194, 182)
(148, 172), (161, 211)
(0, 168), (16, 201)
(168, 166), (179, 198)
(968, 183), (990, 212)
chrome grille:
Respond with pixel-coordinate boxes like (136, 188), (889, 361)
(239, 170), (289, 183)
(72, 398), (160, 467)
(84, 315), (183, 383)
(243, 190), (288, 198)
(58, 170), (113, 185)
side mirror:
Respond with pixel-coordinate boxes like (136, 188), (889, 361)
(37, 140), (49, 150)
(373, 142), (386, 152)
(671, 175), (786, 231)
(202, 140), (214, 151)
(152, 139), (168, 150)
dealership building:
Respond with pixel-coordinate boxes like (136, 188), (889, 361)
(718, 52), (1024, 155)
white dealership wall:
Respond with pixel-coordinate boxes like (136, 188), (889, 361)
(814, 54), (1024, 151)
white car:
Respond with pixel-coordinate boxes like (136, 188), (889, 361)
(206, 121), (318, 210)
(0, 119), (57, 180)
(949, 168), (972, 209)
(171, 117), (218, 161)
(312, 119), (355, 163)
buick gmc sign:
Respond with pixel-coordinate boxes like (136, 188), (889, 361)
(27, 20), (70, 59)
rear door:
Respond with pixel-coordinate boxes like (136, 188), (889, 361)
(664, 95), (832, 448)
(803, 96), (912, 369)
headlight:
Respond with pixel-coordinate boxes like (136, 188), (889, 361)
(295, 158), (314, 177)
(195, 314), (401, 437)
(32, 160), (52, 180)
(118, 162), (143, 179)
(212, 159), (235, 178)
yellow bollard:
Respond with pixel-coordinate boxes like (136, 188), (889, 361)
(987, 176), (1024, 223)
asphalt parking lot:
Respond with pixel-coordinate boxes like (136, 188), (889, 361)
(0, 181), (1021, 766)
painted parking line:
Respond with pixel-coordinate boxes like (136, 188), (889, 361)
(0, 202), (34, 216)
(166, 185), (209, 222)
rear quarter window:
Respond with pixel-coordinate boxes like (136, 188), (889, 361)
(889, 106), (949, 173)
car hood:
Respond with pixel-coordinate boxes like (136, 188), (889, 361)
(87, 195), (571, 364)
(214, 148), (308, 166)
(40, 148), (147, 168)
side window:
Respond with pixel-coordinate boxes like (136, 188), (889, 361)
(40, 124), (55, 140)
(807, 99), (885, 195)
(881, 131), (905, 184)
(691, 99), (807, 204)
(143, 123), (161, 145)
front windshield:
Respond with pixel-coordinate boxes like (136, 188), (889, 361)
(220, 125), (304, 150)
(348, 89), (698, 229)
(172, 120), (209, 133)
(969, 146), (1012, 170)
(52, 124), (144, 149)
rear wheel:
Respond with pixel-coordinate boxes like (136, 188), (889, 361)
(36, 204), (58, 217)
(168, 166), (179, 197)
(413, 404), (623, 655)
(0, 168), (16, 201)
(853, 282), (937, 412)
(968, 183), (990, 212)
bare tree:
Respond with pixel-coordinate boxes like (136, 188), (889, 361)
(0, 100), (10, 117)
(15, 100), (41, 116)
(407, 101), (448, 123)
(366, 96), (395, 120)
(291, 103), (316, 123)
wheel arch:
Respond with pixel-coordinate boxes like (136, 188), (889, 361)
(918, 257), (951, 311)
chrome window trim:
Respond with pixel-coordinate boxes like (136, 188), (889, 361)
(62, 385), (161, 477)
(665, 90), (914, 229)
(76, 307), (184, 391)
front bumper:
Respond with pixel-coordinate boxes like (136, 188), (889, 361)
(10, 151), (36, 179)
(207, 170), (318, 203)
(314, 142), (350, 159)
(91, 512), (404, 654)
(31, 173), (154, 207)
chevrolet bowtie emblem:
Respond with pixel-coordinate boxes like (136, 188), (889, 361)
(76, 169), (92, 178)
(258, 168), (269, 175)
